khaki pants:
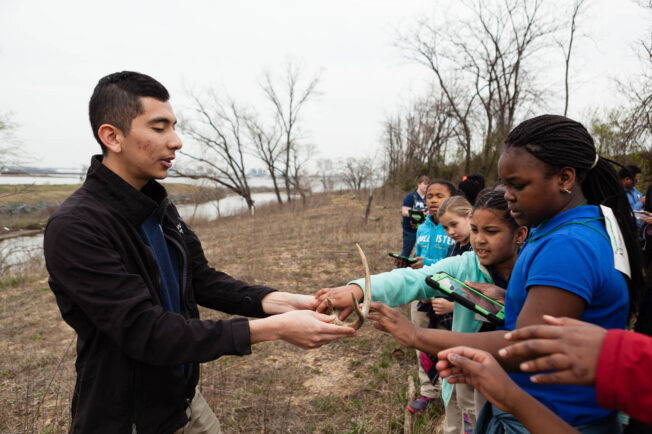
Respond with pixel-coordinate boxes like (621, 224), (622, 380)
(410, 301), (441, 399)
(174, 389), (221, 434)
(442, 383), (476, 434)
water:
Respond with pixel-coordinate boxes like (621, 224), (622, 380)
(0, 175), (84, 185)
(0, 233), (44, 274)
(0, 174), (371, 273)
(0, 192), (285, 274)
(0, 174), (359, 192)
(176, 192), (283, 220)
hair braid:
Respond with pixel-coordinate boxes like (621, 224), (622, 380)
(473, 190), (519, 230)
(505, 114), (644, 320)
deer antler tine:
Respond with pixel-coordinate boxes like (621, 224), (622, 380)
(355, 243), (371, 317)
(323, 244), (371, 330)
(325, 299), (347, 327)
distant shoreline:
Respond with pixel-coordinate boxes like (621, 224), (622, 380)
(0, 228), (42, 241)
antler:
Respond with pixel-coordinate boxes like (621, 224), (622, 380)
(324, 243), (371, 330)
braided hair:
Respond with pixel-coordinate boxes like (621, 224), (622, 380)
(473, 190), (519, 230)
(504, 114), (644, 319)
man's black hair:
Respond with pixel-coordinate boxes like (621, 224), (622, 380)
(89, 71), (170, 153)
(619, 165), (642, 180)
(504, 114), (644, 321)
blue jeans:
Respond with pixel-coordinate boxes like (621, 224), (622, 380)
(401, 229), (416, 257)
(476, 403), (621, 434)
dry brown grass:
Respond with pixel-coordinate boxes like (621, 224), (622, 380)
(0, 189), (444, 433)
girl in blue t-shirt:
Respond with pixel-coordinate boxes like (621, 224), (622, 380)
(366, 115), (644, 433)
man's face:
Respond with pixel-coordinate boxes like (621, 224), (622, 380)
(115, 97), (182, 188)
(622, 177), (634, 190)
(417, 181), (429, 195)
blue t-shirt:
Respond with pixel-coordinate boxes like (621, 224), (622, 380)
(139, 212), (181, 314)
(415, 215), (455, 266)
(505, 205), (628, 427)
(626, 186), (643, 212)
(402, 191), (426, 232)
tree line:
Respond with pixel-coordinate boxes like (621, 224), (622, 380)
(171, 0), (651, 207)
(382, 0), (651, 189)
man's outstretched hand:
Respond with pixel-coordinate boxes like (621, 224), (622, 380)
(262, 291), (320, 314)
(250, 310), (355, 349)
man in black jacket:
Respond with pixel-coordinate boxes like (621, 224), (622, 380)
(44, 71), (355, 433)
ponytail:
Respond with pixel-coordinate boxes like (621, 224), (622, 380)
(505, 114), (644, 319)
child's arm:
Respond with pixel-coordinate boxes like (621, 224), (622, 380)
(315, 265), (447, 318)
(436, 346), (578, 434)
(499, 315), (605, 385)
(367, 297), (585, 373)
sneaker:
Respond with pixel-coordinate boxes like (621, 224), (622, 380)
(463, 413), (473, 434)
(407, 395), (439, 414)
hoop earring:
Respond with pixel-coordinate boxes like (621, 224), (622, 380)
(561, 188), (572, 194)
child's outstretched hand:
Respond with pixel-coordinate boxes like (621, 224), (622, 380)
(437, 346), (579, 434)
(314, 285), (363, 320)
(500, 315), (606, 386)
(367, 301), (417, 347)
(436, 346), (521, 413)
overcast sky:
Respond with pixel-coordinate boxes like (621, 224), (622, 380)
(0, 0), (649, 170)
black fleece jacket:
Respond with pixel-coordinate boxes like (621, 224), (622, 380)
(44, 156), (276, 433)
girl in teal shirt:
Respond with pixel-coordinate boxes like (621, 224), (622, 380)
(317, 191), (527, 432)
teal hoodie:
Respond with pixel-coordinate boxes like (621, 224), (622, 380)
(415, 215), (454, 266)
(350, 251), (492, 405)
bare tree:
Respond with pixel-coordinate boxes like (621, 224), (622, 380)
(315, 158), (336, 192)
(262, 60), (320, 202)
(381, 90), (458, 184)
(176, 91), (256, 214)
(615, 2), (652, 152)
(245, 116), (284, 203)
(401, 0), (558, 176)
(0, 112), (25, 169)
(288, 143), (315, 205)
(559, 0), (588, 116)
(382, 115), (404, 183)
(341, 157), (375, 191)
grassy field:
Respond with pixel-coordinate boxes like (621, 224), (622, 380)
(0, 189), (445, 433)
